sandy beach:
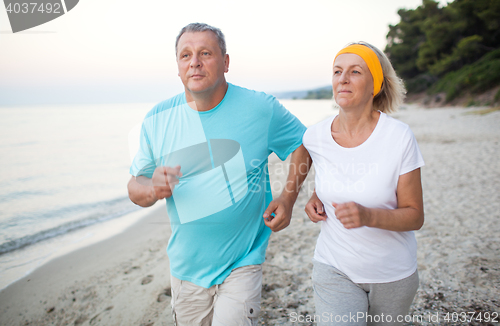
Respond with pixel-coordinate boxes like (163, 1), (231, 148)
(1, 104), (499, 325)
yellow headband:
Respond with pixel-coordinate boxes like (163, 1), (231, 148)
(334, 44), (384, 96)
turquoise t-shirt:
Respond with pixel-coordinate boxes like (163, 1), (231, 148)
(130, 83), (306, 288)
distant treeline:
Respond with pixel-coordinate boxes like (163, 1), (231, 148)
(385, 0), (500, 103)
(304, 87), (333, 100)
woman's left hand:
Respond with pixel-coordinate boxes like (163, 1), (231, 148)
(332, 202), (371, 229)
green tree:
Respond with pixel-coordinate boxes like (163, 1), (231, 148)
(385, 0), (500, 95)
(421, 0), (500, 75)
(385, 1), (432, 79)
(416, 2), (465, 74)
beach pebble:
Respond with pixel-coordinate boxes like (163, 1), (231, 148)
(157, 287), (171, 302)
(141, 275), (154, 285)
(74, 315), (88, 325)
(157, 294), (169, 302)
(124, 266), (140, 274)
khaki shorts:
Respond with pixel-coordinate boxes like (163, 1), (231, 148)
(171, 264), (262, 326)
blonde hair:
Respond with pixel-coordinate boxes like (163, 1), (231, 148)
(347, 42), (406, 113)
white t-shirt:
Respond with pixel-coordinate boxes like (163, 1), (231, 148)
(303, 112), (425, 283)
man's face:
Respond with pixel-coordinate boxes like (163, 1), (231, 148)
(176, 31), (229, 96)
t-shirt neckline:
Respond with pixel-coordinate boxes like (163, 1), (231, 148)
(327, 111), (385, 151)
(182, 83), (232, 115)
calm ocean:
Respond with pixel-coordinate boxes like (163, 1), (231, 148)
(0, 99), (336, 289)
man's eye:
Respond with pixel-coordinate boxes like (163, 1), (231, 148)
(334, 70), (341, 75)
(353, 70), (360, 74)
(202, 52), (210, 56)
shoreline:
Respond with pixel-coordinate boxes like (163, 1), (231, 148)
(0, 203), (174, 326)
(0, 204), (156, 291)
(1, 104), (499, 325)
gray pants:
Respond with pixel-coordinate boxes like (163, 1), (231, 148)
(313, 259), (419, 326)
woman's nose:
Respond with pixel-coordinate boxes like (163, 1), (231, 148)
(339, 71), (349, 84)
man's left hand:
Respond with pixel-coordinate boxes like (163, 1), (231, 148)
(263, 196), (294, 232)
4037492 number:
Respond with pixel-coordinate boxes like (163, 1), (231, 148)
(5, 2), (61, 14)
(444, 311), (499, 323)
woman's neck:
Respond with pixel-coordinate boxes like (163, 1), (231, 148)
(331, 104), (380, 148)
(335, 104), (379, 136)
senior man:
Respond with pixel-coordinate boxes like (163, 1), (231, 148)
(128, 22), (310, 326)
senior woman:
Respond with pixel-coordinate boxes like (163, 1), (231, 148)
(303, 42), (424, 325)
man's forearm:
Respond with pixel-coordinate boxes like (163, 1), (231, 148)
(127, 176), (158, 207)
(281, 145), (312, 202)
(262, 145), (312, 232)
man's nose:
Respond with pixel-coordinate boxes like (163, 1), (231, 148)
(190, 55), (201, 68)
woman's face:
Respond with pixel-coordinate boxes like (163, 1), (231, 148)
(332, 53), (374, 109)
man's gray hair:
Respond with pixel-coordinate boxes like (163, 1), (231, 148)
(175, 23), (226, 55)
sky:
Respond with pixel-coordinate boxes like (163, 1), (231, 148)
(0, 0), (450, 106)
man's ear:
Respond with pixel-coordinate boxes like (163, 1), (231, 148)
(224, 54), (230, 73)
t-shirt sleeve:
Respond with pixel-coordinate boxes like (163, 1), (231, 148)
(267, 99), (307, 160)
(129, 123), (156, 178)
(400, 127), (425, 175)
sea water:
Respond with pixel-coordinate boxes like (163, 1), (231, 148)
(0, 99), (337, 289)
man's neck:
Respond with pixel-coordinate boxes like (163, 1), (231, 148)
(185, 82), (229, 112)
